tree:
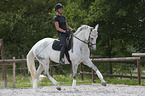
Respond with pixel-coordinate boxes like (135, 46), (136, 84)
(0, 0), (145, 59)
(0, 0), (57, 58)
(85, 0), (145, 57)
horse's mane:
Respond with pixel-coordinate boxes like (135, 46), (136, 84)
(74, 25), (91, 35)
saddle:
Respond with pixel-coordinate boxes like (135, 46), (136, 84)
(52, 35), (72, 51)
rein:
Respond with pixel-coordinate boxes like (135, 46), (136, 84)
(70, 27), (96, 52)
(73, 34), (89, 44)
(72, 30), (96, 46)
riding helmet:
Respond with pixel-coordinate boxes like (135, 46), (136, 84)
(55, 3), (63, 11)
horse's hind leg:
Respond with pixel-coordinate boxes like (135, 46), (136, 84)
(82, 59), (106, 86)
(42, 59), (61, 91)
(46, 71), (61, 91)
(33, 64), (44, 90)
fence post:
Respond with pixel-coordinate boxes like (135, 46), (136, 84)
(22, 55), (26, 76)
(92, 69), (95, 83)
(137, 59), (141, 85)
(80, 63), (84, 81)
(109, 62), (113, 74)
(3, 64), (7, 88)
(13, 57), (15, 88)
(0, 39), (7, 88)
(0, 39), (4, 59)
(0, 39), (4, 80)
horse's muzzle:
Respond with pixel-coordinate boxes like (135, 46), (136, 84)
(90, 46), (96, 51)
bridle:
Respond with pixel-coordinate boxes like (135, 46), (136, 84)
(73, 28), (96, 47)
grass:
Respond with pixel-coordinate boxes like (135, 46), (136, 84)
(0, 73), (145, 89)
(105, 77), (145, 85)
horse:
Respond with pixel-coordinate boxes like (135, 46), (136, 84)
(27, 24), (106, 91)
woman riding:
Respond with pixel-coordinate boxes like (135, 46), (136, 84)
(54, 3), (74, 65)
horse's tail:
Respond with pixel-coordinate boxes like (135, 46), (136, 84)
(27, 49), (36, 82)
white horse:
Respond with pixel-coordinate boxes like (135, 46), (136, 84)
(27, 24), (106, 91)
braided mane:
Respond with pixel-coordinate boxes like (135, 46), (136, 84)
(74, 25), (91, 35)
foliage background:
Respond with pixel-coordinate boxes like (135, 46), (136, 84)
(0, 0), (145, 74)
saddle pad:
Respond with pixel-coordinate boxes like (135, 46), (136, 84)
(52, 40), (62, 51)
(52, 39), (72, 51)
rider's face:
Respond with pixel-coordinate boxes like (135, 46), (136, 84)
(58, 8), (63, 14)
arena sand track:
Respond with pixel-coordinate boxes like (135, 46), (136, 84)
(0, 84), (145, 96)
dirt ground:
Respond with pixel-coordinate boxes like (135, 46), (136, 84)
(0, 84), (145, 96)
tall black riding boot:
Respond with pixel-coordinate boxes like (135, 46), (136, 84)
(59, 46), (65, 65)
(65, 51), (72, 64)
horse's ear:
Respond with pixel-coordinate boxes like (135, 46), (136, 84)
(95, 24), (99, 31)
(91, 24), (99, 37)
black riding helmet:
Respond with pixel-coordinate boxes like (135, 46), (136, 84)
(55, 3), (63, 11)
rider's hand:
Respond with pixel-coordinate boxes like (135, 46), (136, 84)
(66, 30), (70, 35)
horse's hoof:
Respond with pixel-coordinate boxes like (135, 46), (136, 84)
(56, 87), (61, 91)
(101, 81), (106, 86)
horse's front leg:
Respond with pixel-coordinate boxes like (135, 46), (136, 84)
(82, 58), (106, 86)
(72, 63), (79, 89)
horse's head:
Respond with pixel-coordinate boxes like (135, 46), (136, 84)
(74, 24), (99, 51)
(87, 24), (99, 51)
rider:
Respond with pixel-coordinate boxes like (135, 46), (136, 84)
(54, 3), (74, 65)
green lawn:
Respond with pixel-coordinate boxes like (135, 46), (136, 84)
(0, 73), (145, 89)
